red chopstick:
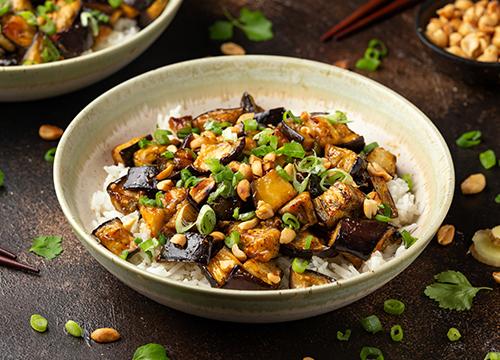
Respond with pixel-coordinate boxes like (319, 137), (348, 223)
(0, 254), (40, 273)
(321, 0), (394, 41)
(333, 0), (423, 40)
(0, 246), (16, 259)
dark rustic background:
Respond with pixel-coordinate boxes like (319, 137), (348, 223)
(1, 0), (499, 359)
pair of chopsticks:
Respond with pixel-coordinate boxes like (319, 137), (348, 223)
(321, 0), (423, 41)
(0, 246), (39, 273)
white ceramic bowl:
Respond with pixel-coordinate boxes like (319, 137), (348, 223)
(54, 56), (454, 323)
(0, 0), (183, 102)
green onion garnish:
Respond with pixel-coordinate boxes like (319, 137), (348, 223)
(180, 169), (192, 183)
(40, 36), (60, 63)
(205, 158), (221, 174)
(232, 207), (240, 220)
(369, 39), (388, 56)
(251, 145), (274, 158)
(222, 127), (237, 142)
(379, 203), (391, 218)
(224, 231), (240, 248)
(45, 148), (56, 163)
(360, 347), (384, 360)
(495, 194), (500, 204)
(296, 154), (323, 173)
(0, 0), (10, 16)
(138, 138), (154, 149)
(157, 232), (166, 246)
(485, 352), (500, 360)
(480, 149), (496, 170)
(456, 130), (481, 148)
(30, 314), (48, 332)
(355, 57), (380, 71)
(276, 141), (306, 158)
(185, 148), (197, 160)
(139, 237), (159, 253)
(39, 15), (56, 35)
(275, 165), (291, 181)
(0, 170), (3, 187)
(80, 11), (99, 36)
(120, 250), (129, 260)
(161, 151), (175, 159)
(253, 128), (274, 146)
(360, 315), (383, 334)
(283, 110), (302, 124)
(196, 205), (216, 235)
(207, 183), (227, 204)
(375, 214), (391, 223)
(326, 110), (352, 124)
(154, 127), (171, 145)
(238, 211), (255, 221)
(155, 192), (165, 208)
(337, 329), (351, 341)
(282, 213), (300, 230)
(138, 195), (157, 207)
(107, 0), (122, 8)
(319, 169), (353, 191)
(16, 11), (37, 25)
(401, 230), (418, 248)
(293, 171), (310, 194)
(363, 142), (379, 154)
(205, 120), (230, 135)
(304, 235), (313, 250)
(400, 174), (413, 191)
(291, 258), (308, 273)
(23, 60), (40, 65)
(384, 299), (405, 315)
(390, 324), (403, 342)
(134, 237), (143, 244)
(44, 1), (57, 12)
(175, 204), (196, 233)
(65, 320), (83, 337)
(176, 125), (193, 139)
(447, 327), (461, 342)
(243, 118), (258, 131)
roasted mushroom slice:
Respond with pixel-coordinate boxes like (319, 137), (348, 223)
(252, 169), (297, 213)
(280, 230), (337, 259)
(324, 144), (367, 180)
(191, 138), (245, 173)
(107, 175), (144, 214)
(289, 268), (335, 289)
(222, 259), (283, 290)
(92, 217), (139, 258)
(278, 192), (317, 230)
(0, 14), (37, 48)
(123, 165), (159, 191)
(111, 135), (152, 167)
(192, 108), (245, 131)
(200, 246), (243, 287)
(157, 232), (214, 264)
(364, 147), (397, 177)
(329, 217), (401, 267)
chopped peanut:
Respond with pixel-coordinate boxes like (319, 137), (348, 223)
(239, 163), (253, 182)
(493, 272), (500, 284)
(367, 162), (393, 182)
(256, 201), (274, 220)
(239, 217), (260, 230)
(123, 217), (137, 232)
(363, 199), (379, 219)
(237, 179), (251, 201)
(251, 159), (263, 177)
(280, 228), (296, 244)
(157, 179), (174, 192)
(210, 231), (225, 241)
(267, 273), (281, 284)
(170, 234), (186, 246)
(232, 244), (247, 261)
(220, 42), (246, 55)
(155, 164), (173, 180)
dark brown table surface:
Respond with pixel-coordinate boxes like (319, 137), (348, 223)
(1, 1), (500, 359)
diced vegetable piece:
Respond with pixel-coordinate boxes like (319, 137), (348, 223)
(312, 181), (365, 229)
(223, 259), (283, 290)
(92, 217), (139, 258)
(54, 18), (92, 58)
(289, 267), (335, 289)
(370, 176), (398, 218)
(324, 144), (367, 179)
(189, 177), (216, 204)
(278, 192), (318, 230)
(227, 220), (281, 262)
(240, 92), (264, 113)
(200, 246), (242, 287)
(133, 143), (168, 166)
(173, 148), (195, 171)
(139, 203), (167, 235)
(192, 108), (245, 130)
(1, 14), (37, 47)
(332, 123), (365, 153)
(157, 232), (214, 264)
(469, 229), (500, 267)
(365, 147), (397, 177)
(192, 139), (245, 173)
(51, 0), (81, 33)
(210, 195), (245, 221)
(139, 0), (169, 26)
(122, 0), (155, 11)
(304, 116), (343, 149)
(111, 135), (152, 167)
(123, 165), (159, 192)
(168, 115), (193, 133)
(107, 176), (144, 215)
(254, 107), (286, 127)
(279, 120), (305, 145)
(22, 31), (45, 65)
(329, 217), (401, 267)
(280, 230), (337, 259)
(252, 169), (297, 213)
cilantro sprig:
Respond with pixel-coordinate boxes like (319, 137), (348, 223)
(29, 236), (63, 259)
(424, 270), (492, 311)
(209, 8), (273, 42)
(132, 343), (170, 360)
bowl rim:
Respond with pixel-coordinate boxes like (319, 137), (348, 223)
(54, 55), (455, 299)
(415, 0), (500, 69)
(0, 0), (183, 72)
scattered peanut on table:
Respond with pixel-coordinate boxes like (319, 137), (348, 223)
(493, 272), (500, 284)
(91, 328), (120, 343)
(437, 225), (455, 245)
(220, 42), (246, 56)
(39, 125), (63, 141)
(461, 173), (486, 194)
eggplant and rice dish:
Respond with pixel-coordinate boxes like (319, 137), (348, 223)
(91, 93), (421, 290)
(0, 0), (169, 65)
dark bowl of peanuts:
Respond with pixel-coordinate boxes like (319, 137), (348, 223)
(415, 0), (500, 85)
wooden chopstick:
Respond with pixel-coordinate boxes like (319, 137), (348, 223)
(0, 246), (16, 259)
(0, 255), (40, 273)
(321, 0), (394, 41)
(333, 0), (423, 40)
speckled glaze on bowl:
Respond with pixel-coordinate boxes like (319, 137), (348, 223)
(0, 0), (183, 102)
(54, 56), (454, 323)
(415, 0), (500, 85)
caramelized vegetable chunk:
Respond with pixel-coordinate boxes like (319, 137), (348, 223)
(157, 232), (214, 264)
(289, 268), (335, 289)
(139, 0), (170, 27)
(92, 217), (138, 258)
(227, 220), (281, 262)
(201, 246), (243, 287)
(324, 144), (367, 179)
(1, 14), (37, 48)
(333, 123), (365, 153)
(313, 181), (365, 229)
(278, 192), (317, 230)
(222, 259), (283, 290)
(133, 143), (168, 166)
(192, 108), (245, 131)
(111, 135), (151, 167)
(192, 139), (245, 172)
(365, 147), (397, 177)
(280, 230), (337, 259)
(139, 203), (166, 235)
(107, 176), (144, 215)
(370, 176), (398, 218)
(123, 165), (159, 191)
(189, 177), (216, 204)
(168, 116), (193, 133)
(252, 169), (297, 213)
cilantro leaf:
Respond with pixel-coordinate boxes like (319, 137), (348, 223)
(237, 8), (273, 42)
(132, 343), (169, 360)
(29, 236), (63, 259)
(424, 270), (492, 311)
(208, 20), (233, 40)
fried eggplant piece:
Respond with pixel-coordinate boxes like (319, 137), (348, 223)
(22, 31), (45, 64)
(370, 176), (398, 218)
(92, 217), (139, 258)
(312, 181), (365, 229)
(189, 177), (216, 204)
(191, 139), (245, 173)
(157, 232), (214, 264)
(278, 192), (317, 230)
(1, 14), (37, 48)
(210, 195), (245, 221)
(329, 217), (401, 267)
(111, 134), (152, 167)
(0, 32), (16, 53)
(252, 169), (297, 213)
(139, 203), (166, 235)
(139, 0), (169, 27)
(168, 115), (192, 133)
(123, 0), (155, 12)
(54, 19), (93, 58)
(240, 92), (264, 113)
(332, 123), (365, 153)
(289, 268), (335, 289)
(53, 0), (82, 33)
(364, 147), (397, 177)
(173, 148), (195, 170)
(254, 107), (286, 127)
(107, 175), (144, 214)
(133, 143), (168, 166)
(227, 220), (281, 262)
(280, 229), (337, 259)
(222, 259), (283, 290)
(123, 165), (159, 192)
(324, 144), (367, 180)
(201, 246), (243, 287)
(192, 108), (245, 131)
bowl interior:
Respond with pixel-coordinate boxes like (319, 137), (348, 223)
(54, 56), (455, 321)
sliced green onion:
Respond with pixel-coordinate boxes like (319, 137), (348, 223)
(326, 110), (352, 124)
(138, 195), (157, 207)
(384, 299), (405, 315)
(369, 39), (388, 56)
(107, 0), (122, 8)
(44, 1), (57, 11)
(251, 145), (274, 158)
(355, 57), (380, 71)
(363, 142), (379, 153)
(485, 352), (500, 360)
(390, 325), (403, 342)
(155, 192), (164, 208)
(154, 127), (171, 145)
(269, 135), (278, 150)
(139, 237), (159, 253)
(161, 151), (175, 159)
(41, 36), (60, 63)
(196, 204), (216, 235)
(233, 171), (245, 183)
(80, 12), (99, 36)
(184, 176), (204, 188)
(232, 207), (240, 220)
(185, 148), (197, 160)
(205, 158), (221, 174)
(145, 250), (153, 259)
(239, 211), (255, 221)
(292, 258), (308, 273)
(283, 110), (302, 124)
(224, 231), (240, 248)
(365, 47), (381, 61)
(304, 235), (313, 250)
(30, 314), (48, 332)
(360, 315), (382, 334)
(176, 125), (193, 139)
(0, 0), (10, 16)
(45, 148), (56, 162)
(293, 171), (310, 194)
(39, 15), (56, 35)
(133, 237), (143, 244)
(207, 183), (227, 204)
(296, 154), (323, 173)
(243, 119), (258, 131)
(480, 150), (496, 170)
(0, 170), (3, 187)
(16, 11), (37, 25)
(378, 203), (391, 218)
(120, 250), (129, 260)
(276, 141), (306, 158)
(23, 60), (40, 65)
(360, 347), (384, 360)
(337, 329), (351, 341)
(275, 165), (291, 181)
(253, 128), (274, 146)
(375, 214), (391, 223)
(175, 204), (196, 233)
(138, 138), (154, 149)
(400, 174), (413, 191)
(401, 230), (418, 248)
(157, 232), (166, 245)
(495, 194), (500, 204)
(447, 327), (461, 342)
(222, 127), (237, 142)
(456, 130), (481, 148)
(319, 169), (353, 191)
(282, 213), (300, 230)
(180, 169), (192, 183)
(65, 320), (83, 337)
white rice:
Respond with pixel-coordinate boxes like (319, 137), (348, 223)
(83, 18), (140, 55)
(90, 113), (421, 289)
